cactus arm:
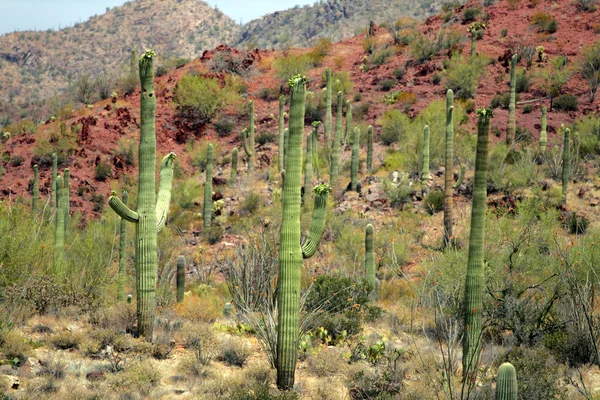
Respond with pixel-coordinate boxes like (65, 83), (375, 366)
(367, 125), (373, 174)
(32, 164), (39, 214)
(506, 55), (517, 146)
(241, 128), (252, 157)
(156, 152), (176, 234)
(117, 190), (129, 302)
(422, 124), (430, 194)
(454, 164), (466, 189)
(176, 255), (185, 303)
(462, 108), (493, 383)
(540, 106), (547, 152)
(495, 362), (518, 400)
(562, 128), (570, 204)
(51, 152), (57, 209)
(203, 144), (213, 228)
(110, 194), (139, 222)
(443, 90), (455, 247)
(301, 184), (331, 259)
(351, 126), (360, 191)
(329, 91), (344, 189)
(325, 68), (332, 145)
(279, 95), (285, 172)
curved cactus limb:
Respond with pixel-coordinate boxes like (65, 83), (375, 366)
(301, 184), (331, 259)
(454, 164), (466, 189)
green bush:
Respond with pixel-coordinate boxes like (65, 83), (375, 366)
(462, 7), (481, 22)
(256, 132), (276, 145)
(305, 275), (372, 315)
(214, 118), (235, 136)
(273, 53), (312, 81)
(378, 109), (409, 145)
(382, 175), (414, 209)
(553, 94), (578, 111)
(219, 336), (252, 367)
(369, 48), (395, 66)
(516, 69), (530, 93)
(424, 190), (444, 214)
(565, 212), (589, 234)
(379, 78), (398, 92)
(443, 53), (488, 100)
(240, 192), (261, 215)
(95, 161), (112, 181)
(392, 68), (406, 80)
(531, 11), (558, 33)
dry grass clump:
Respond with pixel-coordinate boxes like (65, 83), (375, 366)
(49, 330), (82, 350)
(1, 330), (32, 363)
(105, 359), (162, 398)
(181, 322), (219, 364)
(306, 347), (347, 376)
(218, 335), (253, 367)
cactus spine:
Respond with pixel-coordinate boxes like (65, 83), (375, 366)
(329, 91), (343, 189)
(422, 124), (430, 194)
(277, 75), (331, 389)
(203, 144), (213, 228)
(325, 68), (333, 145)
(365, 224), (377, 299)
(279, 95), (285, 172)
(540, 106), (547, 152)
(32, 164), (39, 214)
(51, 152), (57, 209)
(367, 125), (373, 174)
(351, 126), (360, 191)
(108, 50), (176, 339)
(344, 100), (352, 147)
(562, 128), (570, 204)
(242, 100), (255, 173)
(54, 175), (65, 270)
(231, 147), (238, 183)
(117, 190), (128, 302)
(506, 55), (517, 146)
(63, 168), (70, 232)
(462, 108), (493, 383)
(496, 362), (517, 400)
(443, 90), (455, 248)
(176, 255), (185, 303)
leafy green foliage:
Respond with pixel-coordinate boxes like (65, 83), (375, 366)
(443, 53), (488, 100)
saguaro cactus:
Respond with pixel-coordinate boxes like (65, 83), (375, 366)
(344, 100), (352, 147)
(540, 106), (547, 152)
(454, 164), (466, 189)
(562, 127), (570, 204)
(203, 144), (213, 228)
(311, 122), (320, 178)
(506, 54), (517, 146)
(54, 175), (65, 270)
(117, 190), (129, 302)
(496, 362), (517, 400)
(108, 50), (176, 339)
(422, 125), (430, 194)
(284, 128), (289, 171)
(231, 147), (238, 183)
(51, 152), (57, 209)
(304, 133), (313, 198)
(176, 255), (185, 303)
(367, 125), (373, 174)
(351, 126), (360, 191)
(443, 90), (454, 248)
(63, 168), (70, 233)
(130, 49), (136, 76)
(365, 224), (377, 299)
(330, 91), (344, 189)
(242, 100), (255, 173)
(325, 68), (333, 145)
(32, 164), (39, 214)
(279, 95), (285, 172)
(462, 108), (493, 383)
(277, 75), (332, 390)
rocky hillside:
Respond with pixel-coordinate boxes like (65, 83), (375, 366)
(0, 0), (240, 124)
(236, 0), (441, 49)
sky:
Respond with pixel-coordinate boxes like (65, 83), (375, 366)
(0, 0), (314, 35)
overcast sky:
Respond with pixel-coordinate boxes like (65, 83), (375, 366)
(0, 0), (314, 35)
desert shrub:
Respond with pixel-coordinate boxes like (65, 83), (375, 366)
(432, 73), (442, 85)
(392, 68), (406, 80)
(515, 69), (530, 93)
(348, 364), (404, 400)
(181, 323), (218, 365)
(306, 347), (347, 376)
(107, 359), (161, 397)
(523, 105), (533, 114)
(424, 190), (444, 214)
(9, 155), (24, 167)
(580, 40), (600, 101)
(209, 51), (251, 75)
(155, 65), (169, 77)
(219, 336), (252, 367)
(378, 109), (409, 145)
(94, 161), (111, 181)
(205, 225), (224, 244)
(362, 36), (377, 54)
(50, 331), (82, 350)
(353, 103), (371, 120)
(273, 53), (312, 80)
(306, 275), (372, 315)
(307, 38), (332, 66)
(369, 48), (395, 66)
(410, 33), (439, 63)
(379, 78), (397, 92)
(573, 115), (600, 157)
(565, 212), (589, 234)
(576, 0), (598, 10)
(443, 53), (488, 100)
(462, 7), (481, 22)
(214, 118), (235, 136)
(500, 28), (508, 37)
(0, 331), (31, 364)
(240, 192), (262, 215)
(553, 94), (578, 111)
(256, 132), (276, 145)
(304, 92), (325, 124)
(531, 11), (558, 33)
(113, 139), (136, 166)
(230, 384), (299, 400)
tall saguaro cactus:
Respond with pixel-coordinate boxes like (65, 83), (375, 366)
(203, 144), (213, 228)
(51, 153), (57, 209)
(176, 255), (185, 303)
(284, 128), (289, 171)
(422, 125), (430, 194)
(279, 95), (285, 172)
(32, 164), (39, 214)
(117, 190), (129, 302)
(365, 224), (377, 299)
(325, 68), (333, 145)
(304, 133), (313, 198)
(330, 91), (344, 189)
(54, 175), (65, 270)
(242, 100), (255, 173)
(367, 125), (373, 174)
(562, 127), (570, 204)
(311, 122), (320, 178)
(540, 106), (547, 152)
(506, 54), (517, 146)
(344, 100), (352, 147)
(63, 168), (70, 233)
(496, 362), (517, 400)
(351, 126), (360, 191)
(108, 50), (176, 340)
(231, 147), (238, 183)
(277, 75), (332, 390)
(462, 108), (493, 383)
(443, 90), (455, 248)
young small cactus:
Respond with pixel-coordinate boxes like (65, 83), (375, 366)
(506, 54), (517, 146)
(562, 127), (570, 204)
(117, 190), (129, 302)
(176, 255), (185, 303)
(32, 164), (39, 214)
(454, 164), (466, 189)
(231, 147), (238, 184)
(443, 90), (455, 248)
(540, 106), (547, 152)
(278, 95), (285, 172)
(330, 91), (344, 189)
(63, 168), (70, 233)
(344, 100), (352, 147)
(325, 68), (333, 145)
(203, 144), (214, 228)
(422, 125), (430, 194)
(54, 175), (65, 270)
(367, 125), (373, 174)
(51, 153), (57, 209)
(351, 126), (360, 191)
(242, 100), (255, 173)
(496, 362), (517, 400)
(365, 224), (377, 299)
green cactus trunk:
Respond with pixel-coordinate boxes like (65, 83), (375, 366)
(54, 175), (65, 271)
(284, 128), (289, 171)
(325, 68), (332, 145)
(367, 125), (373, 174)
(117, 190), (129, 303)
(562, 128), (570, 204)
(422, 125), (430, 194)
(540, 106), (547, 152)
(130, 49), (136, 76)
(344, 100), (352, 147)
(329, 91), (343, 190)
(32, 164), (39, 214)
(63, 168), (70, 233)
(462, 108), (492, 383)
(176, 255), (185, 303)
(351, 126), (360, 191)
(471, 34), (476, 58)
(51, 153), (57, 209)
(311, 123), (320, 179)
(279, 95), (285, 172)
(108, 51), (176, 340)
(242, 100), (255, 173)
(443, 90), (455, 248)
(506, 55), (517, 146)
(231, 147), (238, 184)
(304, 133), (313, 198)
(277, 75), (331, 390)
(203, 144), (213, 228)
(496, 362), (517, 400)
(365, 224), (377, 299)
